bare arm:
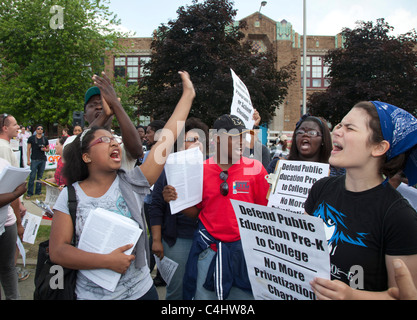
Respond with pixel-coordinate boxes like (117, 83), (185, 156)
(49, 210), (135, 274)
(140, 71), (195, 185)
(310, 254), (417, 300)
(0, 183), (26, 208)
(93, 72), (143, 159)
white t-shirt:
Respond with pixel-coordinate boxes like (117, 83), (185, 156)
(0, 158), (14, 235)
(397, 182), (417, 210)
(53, 176), (152, 300)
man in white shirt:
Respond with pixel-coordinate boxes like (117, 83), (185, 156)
(0, 113), (28, 299)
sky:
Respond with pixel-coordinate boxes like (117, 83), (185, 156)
(107, 0), (417, 37)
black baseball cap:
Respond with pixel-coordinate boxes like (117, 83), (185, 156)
(213, 114), (250, 136)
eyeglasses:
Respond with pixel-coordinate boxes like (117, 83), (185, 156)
(37, 127), (43, 131)
(219, 171), (229, 196)
(295, 129), (322, 137)
(87, 136), (122, 149)
(185, 137), (199, 143)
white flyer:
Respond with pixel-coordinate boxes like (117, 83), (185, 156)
(164, 147), (203, 214)
(77, 208), (142, 292)
(22, 212), (42, 244)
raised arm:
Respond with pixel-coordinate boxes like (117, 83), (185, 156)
(92, 72), (143, 159)
(140, 71), (195, 185)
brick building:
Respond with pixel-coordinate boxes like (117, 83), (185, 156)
(105, 12), (344, 134)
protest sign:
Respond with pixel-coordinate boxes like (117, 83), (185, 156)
(231, 199), (330, 300)
(230, 69), (255, 129)
(267, 160), (329, 214)
(45, 138), (59, 170)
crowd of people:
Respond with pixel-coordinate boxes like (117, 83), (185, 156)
(0, 70), (416, 301)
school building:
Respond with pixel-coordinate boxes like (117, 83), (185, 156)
(104, 12), (344, 140)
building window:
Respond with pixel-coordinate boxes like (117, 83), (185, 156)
(301, 55), (330, 89)
(114, 56), (150, 84)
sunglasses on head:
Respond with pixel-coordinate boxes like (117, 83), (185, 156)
(219, 170), (229, 196)
(1, 114), (9, 127)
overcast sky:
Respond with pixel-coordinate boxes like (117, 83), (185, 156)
(107, 0), (417, 37)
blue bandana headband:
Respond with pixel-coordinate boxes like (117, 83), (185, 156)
(371, 101), (417, 186)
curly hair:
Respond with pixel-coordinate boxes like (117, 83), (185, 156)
(62, 126), (105, 185)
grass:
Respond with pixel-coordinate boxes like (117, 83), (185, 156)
(25, 225), (51, 260)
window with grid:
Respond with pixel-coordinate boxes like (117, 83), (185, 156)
(301, 56), (330, 89)
(114, 56), (150, 84)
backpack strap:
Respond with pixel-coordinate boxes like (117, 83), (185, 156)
(67, 185), (77, 245)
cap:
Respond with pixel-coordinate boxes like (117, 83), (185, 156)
(213, 114), (249, 136)
(84, 86), (100, 105)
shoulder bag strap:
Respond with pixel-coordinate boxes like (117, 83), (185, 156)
(67, 185), (77, 245)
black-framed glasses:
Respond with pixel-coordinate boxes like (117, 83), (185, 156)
(295, 129), (322, 137)
(219, 170), (229, 196)
(88, 136), (122, 149)
(36, 127), (44, 131)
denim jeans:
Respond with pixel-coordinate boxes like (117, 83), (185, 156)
(162, 237), (193, 300)
(27, 159), (46, 196)
(194, 248), (254, 300)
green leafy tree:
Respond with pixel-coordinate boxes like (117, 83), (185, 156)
(137, 0), (294, 127)
(308, 19), (417, 125)
(0, 0), (126, 133)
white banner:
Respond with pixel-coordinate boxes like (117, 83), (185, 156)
(231, 200), (330, 300)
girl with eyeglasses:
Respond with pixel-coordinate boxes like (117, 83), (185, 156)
(266, 115), (339, 175)
(48, 71), (195, 300)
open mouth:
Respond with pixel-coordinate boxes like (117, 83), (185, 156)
(110, 149), (121, 161)
(299, 139), (311, 151)
(332, 142), (343, 152)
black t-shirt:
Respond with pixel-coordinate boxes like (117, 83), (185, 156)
(305, 175), (417, 291)
(27, 135), (49, 161)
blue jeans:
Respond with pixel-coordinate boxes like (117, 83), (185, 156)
(194, 248), (254, 300)
(162, 237), (193, 300)
(27, 160), (46, 196)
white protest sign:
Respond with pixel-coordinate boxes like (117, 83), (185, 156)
(230, 69), (255, 129)
(267, 160), (329, 214)
(231, 200), (330, 300)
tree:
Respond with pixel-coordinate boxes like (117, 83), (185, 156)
(0, 0), (126, 133)
(137, 0), (294, 127)
(308, 19), (417, 126)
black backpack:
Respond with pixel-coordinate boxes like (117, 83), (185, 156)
(33, 185), (78, 300)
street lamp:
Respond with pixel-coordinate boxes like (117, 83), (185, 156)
(259, 1), (267, 18)
(302, 0), (307, 115)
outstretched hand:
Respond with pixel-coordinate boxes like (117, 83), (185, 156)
(178, 71), (195, 98)
(92, 72), (119, 117)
